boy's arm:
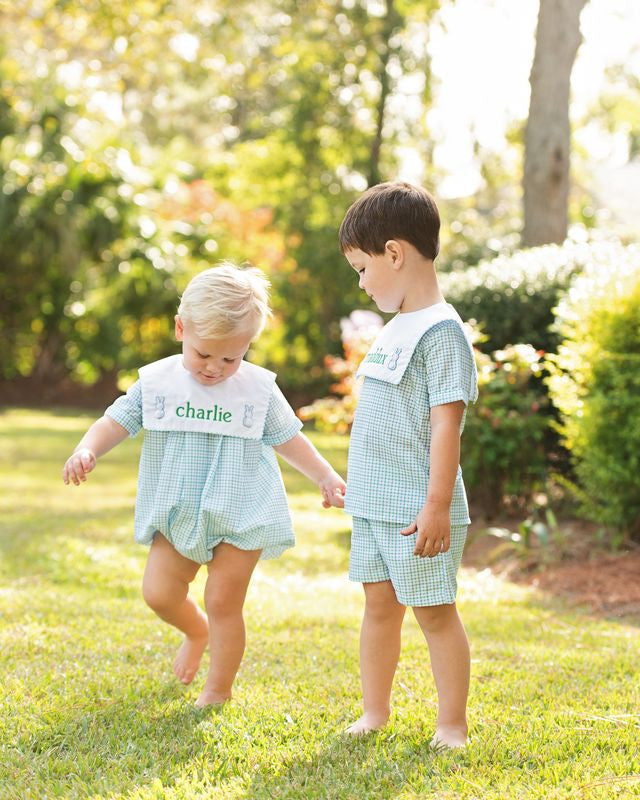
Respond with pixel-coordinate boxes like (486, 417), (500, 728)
(62, 415), (130, 486)
(273, 432), (346, 508)
(400, 400), (465, 557)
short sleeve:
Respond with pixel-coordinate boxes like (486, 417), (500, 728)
(262, 382), (303, 446)
(421, 320), (477, 408)
(104, 380), (143, 436)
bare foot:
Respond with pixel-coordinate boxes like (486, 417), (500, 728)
(344, 711), (390, 735)
(173, 634), (208, 685)
(194, 687), (232, 708)
(431, 725), (469, 749)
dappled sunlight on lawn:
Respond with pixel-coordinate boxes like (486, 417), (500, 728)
(2, 410), (640, 799)
(458, 566), (533, 605)
(0, 407), (96, 431)
(249, 568), (362, 621)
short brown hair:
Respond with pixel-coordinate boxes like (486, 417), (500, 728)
(338, 181), (440, 260)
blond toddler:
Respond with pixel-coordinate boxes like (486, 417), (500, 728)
(63, 263), (346, 707)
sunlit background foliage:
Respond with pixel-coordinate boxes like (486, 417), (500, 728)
(1, 0), (639, 535)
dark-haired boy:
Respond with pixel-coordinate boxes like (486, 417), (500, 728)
(339, 181), (477, 746)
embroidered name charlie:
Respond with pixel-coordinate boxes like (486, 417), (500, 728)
(175, 401), (232, 422)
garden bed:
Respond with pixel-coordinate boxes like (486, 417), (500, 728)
(464, 513), (640, 619)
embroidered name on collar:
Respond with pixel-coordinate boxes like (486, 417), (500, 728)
(357, 303), (474, 386)
(364, 348), (387, 365)
(139, 355), (276, 438)
(175, 402), (232, 422)
(363, 346), (403, 370)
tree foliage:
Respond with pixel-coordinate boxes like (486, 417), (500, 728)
(2, 0), (630, 404)
(0, 0), (445, 400)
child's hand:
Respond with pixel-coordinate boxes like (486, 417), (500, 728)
(400, 503), (450, 558)
(62, 448), (97, 486)
(320, 471), (347, 509)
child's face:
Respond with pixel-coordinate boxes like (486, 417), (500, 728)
(175, 317), (255, 386)
(344, 246), (403, 313)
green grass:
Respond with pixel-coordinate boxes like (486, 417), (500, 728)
(1, 407), (638, 800)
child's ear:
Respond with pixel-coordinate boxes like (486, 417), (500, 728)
(384, 239), (404, 269)
(175, 315), (184, 341)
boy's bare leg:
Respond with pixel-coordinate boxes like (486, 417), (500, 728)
(142, 532), (209, 685)
(413, 602), (470, 747)
(196, 543), (262, 708)
(346, 580), (406, 734)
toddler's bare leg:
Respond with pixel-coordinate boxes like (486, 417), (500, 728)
(413, 602), (469, 747)
(142, 532), (209, 685)
(346, 580), (406, 734)
(195, 543), (262, 708)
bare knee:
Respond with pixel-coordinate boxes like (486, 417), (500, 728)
(413, 602), (457, 633)
(204, 586), (244, 620)
(142, 534), (198, 615)
(142, 577), (181, 616)
(364, 582), (405, 624)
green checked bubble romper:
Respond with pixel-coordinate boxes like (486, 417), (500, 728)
(105, 355), (302, 564)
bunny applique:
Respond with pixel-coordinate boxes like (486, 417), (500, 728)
(243, 404), (254, 428)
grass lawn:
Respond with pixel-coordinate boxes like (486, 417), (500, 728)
(0, 408), (638, 800)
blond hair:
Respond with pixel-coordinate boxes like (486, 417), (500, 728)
(177, 263), (271, 338)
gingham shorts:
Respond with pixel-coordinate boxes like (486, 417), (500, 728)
(349, 517), (468, 607)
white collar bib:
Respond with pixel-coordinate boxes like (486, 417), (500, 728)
(139, 354), (276, 438)
(356, 303), (473, 385)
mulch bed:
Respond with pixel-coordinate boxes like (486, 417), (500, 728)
(463, 515), (640, 620)
(524, 552), (640, 618)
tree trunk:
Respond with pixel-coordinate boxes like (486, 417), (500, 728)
(522, 0), (588, 246)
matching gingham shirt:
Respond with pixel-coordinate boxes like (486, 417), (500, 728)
(105, 378), (302, 564)
(345, 319), (477, 526)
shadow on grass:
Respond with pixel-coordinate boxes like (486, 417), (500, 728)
(0, 439), (141, 472)
(16, 684), (227, 797)
(243, 730), (459, 800)
(15, 666), (454, 800)
(0, 508), (139, 582)
(0, 406), (99, 419)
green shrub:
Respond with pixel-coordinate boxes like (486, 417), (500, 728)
(462, 344), (550, 517)
(546, 243), (640, 539)
(441, 236), (629, 354)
